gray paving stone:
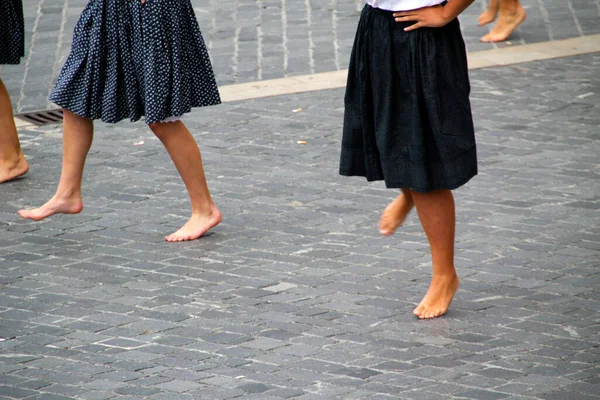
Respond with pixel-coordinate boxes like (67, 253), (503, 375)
(81, 379), (127, 391)
(456, 389), (512, 400)
(25, 395), (74, 400)
(0, 385), (38, 398)
(237, 382), (272, 393)
(17, 380), (52, 390)
(540, 391), (599, 400)
(39, 383), (88, 397)
(153, 379), (204, 393)
(267, 387), (306, 398)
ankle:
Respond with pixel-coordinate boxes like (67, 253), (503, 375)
(431, 270), (458, 280)
(0, 152), (22, 165)
(397, 194), (414, 208)
(191, 205), (216, 217)
(54, 189), (81, 202)
(501, 4), (522, 15)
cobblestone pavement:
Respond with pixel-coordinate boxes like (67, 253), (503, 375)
(1, 0), (600, 113)
(1, 50), (599, 398)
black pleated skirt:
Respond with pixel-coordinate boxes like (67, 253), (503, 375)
(49, 0), (221, 124)
(0, 0), (25, 65)
(340, 5), (477, 192)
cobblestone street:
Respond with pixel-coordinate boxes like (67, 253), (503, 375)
(1, 1), (600, 399)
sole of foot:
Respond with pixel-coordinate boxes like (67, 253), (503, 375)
(413, 274), (460, 319)
(165, 206), (222, 242)
(379, 194), (414, 236)
(480, 6), (527, 43)
(18, 197), (83, 221)
(0, 158), (29, 184)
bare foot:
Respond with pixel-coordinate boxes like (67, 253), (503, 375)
(413, 273), (459, 319)
(165, 205), (222, 242)
(0, 154), (29, 183)
(379, 193), (414, 236)
(478, 9), (497, 26)
(18, 195), (83, 221)
(480, 5), (526, 43)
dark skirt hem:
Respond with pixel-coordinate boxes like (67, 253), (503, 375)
(50, 98), (222, 125)
(340, 146), (478, 193)
(339, 169), (478, 193)
(0, 58), (23, 65)
(0, 0), (25, 66)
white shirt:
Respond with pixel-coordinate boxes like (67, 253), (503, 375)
(366, 0), (445, 11)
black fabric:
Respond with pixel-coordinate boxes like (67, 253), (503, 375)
(0, 0), (25, 65)
(340, 4), (477, 192)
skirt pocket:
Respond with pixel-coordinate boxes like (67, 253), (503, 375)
(439, 103), (476, 157)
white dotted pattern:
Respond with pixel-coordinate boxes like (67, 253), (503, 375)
(0, 0), (25, 65)
(50, 0), (221, 124)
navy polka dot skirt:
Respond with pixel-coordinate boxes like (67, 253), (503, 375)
(0, 0), (25, 65)
(50, 0), (221, 125)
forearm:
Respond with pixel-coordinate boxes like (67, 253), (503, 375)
(442, 0), (476, 21)
(394, 0), (476, 31)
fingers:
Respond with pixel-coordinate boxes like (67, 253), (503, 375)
(404, 22), (424, 31)
(393, 11), (420, 24)
(393, 11), (416, 18)
(394, 16), (416, 22)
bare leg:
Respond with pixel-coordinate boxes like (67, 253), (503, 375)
(379, 188), (414, 236)
(411, 189), (459, 319)
(481, 0), (526, 43)
(0, 78), (29, 183)
(18, 110), (91, 220)
(149, 121), (221, 242)
(478, 0), (499, 26)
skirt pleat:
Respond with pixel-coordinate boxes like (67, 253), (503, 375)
(50, 0), (221, 124)
(0, 0), (25, 65)
(340, 5), (477, 192)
